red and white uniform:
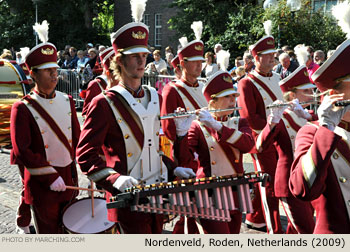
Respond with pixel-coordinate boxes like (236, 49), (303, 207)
(76, 84), (182, 233)
(256, 108), (315, 233)
(238, 70), (283, 233)
(10, 91), (80, 233)
(82, 75), (108, 116)
(161, 78), (208, 143)
(289, 122), (350, 234)
(174, 117), (254, 233)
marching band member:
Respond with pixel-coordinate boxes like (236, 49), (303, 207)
(173, 70), (255, 233)
(10, 21), (80, 233)
(255, 65), (317, 233)
(76, 1), (188, 233)
(82, 47), (117, 117)
(289, 38), (350, 234)
(237, 20), (283, 233)
(161, 21), (208, 146)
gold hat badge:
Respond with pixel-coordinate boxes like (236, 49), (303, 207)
(132, 31), (146, 40)
(195, 45), (203, 51)
(41, 47), (54, 55)
(223, 75), (233, 83)
(266, 40), (274, 45)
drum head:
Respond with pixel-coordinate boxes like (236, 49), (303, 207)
(62, 198), (114, 234)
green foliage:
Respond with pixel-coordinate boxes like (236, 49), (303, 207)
(169, 0), (346, 62)
(0, 0), (114, 51)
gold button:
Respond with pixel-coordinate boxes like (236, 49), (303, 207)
(339, 177), (347, 183)
(286, 125), (290, 128)
(137, 99), (141, 103)
(68, 127), (71, 130)
(45, 144), (49, 149)
(235, 159), (239, 163)
(263, 97), (267, 100)
(125, 134), (129, 139)
(68, 112), (72, 116)
(118, 118), (123, 123)
(156, 132), (159, 136)
(211, 161), (216, 165)
(234, 121), (238, 125)
(333, 153), (339, 159)
(127, 153), (133, 157)
(291, 135), (295, 139)
(41, 130), (45, 134)
(68, 139), (72, 143)
(49, 100), (53, 104)
(205, 134), (209, 138)
(210, 147), (214, 151)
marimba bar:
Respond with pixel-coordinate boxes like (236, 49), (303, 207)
(107, 172), (268, 222)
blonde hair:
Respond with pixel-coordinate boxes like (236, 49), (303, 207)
(110, 53), (125, 81)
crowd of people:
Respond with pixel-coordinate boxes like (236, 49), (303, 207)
(2, 0), (350, 235)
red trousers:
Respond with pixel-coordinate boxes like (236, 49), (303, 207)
(16, 165), (31, 227)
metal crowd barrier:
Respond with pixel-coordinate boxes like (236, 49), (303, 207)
(56, 69), (84, 108)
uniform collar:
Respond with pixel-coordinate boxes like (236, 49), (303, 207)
(33, 88), (56, 99)
(181, 78), (199, 88)
(255, 69), (273, 78)
(119, 82), (144, 98)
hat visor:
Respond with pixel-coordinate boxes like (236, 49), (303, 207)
(122, 47), (150, 55)
(215, 89), (240, 98)
(260, 49), (277, 55)
(296, 83), (316, 89)
(185, 56), (205, 61)
(36, 62), (60, 69)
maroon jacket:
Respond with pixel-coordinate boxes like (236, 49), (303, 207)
(82, 77), (107, 116)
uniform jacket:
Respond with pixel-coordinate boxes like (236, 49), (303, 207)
(82, 76), (107, 116)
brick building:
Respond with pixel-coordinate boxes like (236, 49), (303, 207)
(114, 0), (178, 56)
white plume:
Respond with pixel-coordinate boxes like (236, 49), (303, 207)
(216, 50), (230, 71)
(294, 44), (309, 65)
(20, 47), (30, 62)
(179, 37), (188, 48)
(332, 1), (350, 38)
(263, 20), (273, 36)
(130, 0), (147, 23)
(33, 20), (49, 43)
(191, 21), (203, 40)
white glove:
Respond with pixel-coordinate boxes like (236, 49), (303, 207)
(268, 100), (288, 124)
(49, 176), (66, 192)
(174, 167), (196, 179)
(318, 95), (350, 131)
(113, 175), (138, 192)
(291, 99), (312, 120)
(198, 108), (223, 131)
(173, 108), (196, 137)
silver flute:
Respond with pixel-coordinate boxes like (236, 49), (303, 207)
(266, 100), (319, 109)
(334, 100), (350, 107)
(160, 107), (242, 120)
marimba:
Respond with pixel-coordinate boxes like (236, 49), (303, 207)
(107, 172), (268, 222)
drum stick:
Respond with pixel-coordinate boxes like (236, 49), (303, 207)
(65, 185), (105, 193)
(90, 180), (95, 218)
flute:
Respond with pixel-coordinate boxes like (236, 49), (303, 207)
(160, 107), (242, 120)
(266, 100), (319, 109)
(334, 100), (350, 107)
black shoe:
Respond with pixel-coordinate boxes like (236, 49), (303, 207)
(245, 223), (267, 232)
(29, 225), (36, 234)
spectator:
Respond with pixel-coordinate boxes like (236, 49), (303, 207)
(282, 45), (292, 52)
(57, 50), (65, 68)
(327, 49), (335, 59)
(165, 46), (174, 55)
(306, 45), (315, 60)
(314, 50), (325, 66)
(61, 52), (71, 69)
(155, 68), (171, 95)
(235, 66), (246, 83)
(201, 51), (219, 77)
(0, 49), (13, 60)
(16, 52), (22, 64)
(229, 56), (243, 77)
(214, 43), (222, 57)
(98, 45), (106, 53)
(305, 52), (319, 82)
(67, 47), (78, 69)
(287, 50), (298, 64)
(146, 46), (155, 65)
(76, 50), (89, 73)
(243, 51), (255, 73)
(165, 52), (175, 76)
(275, 52), (299, 79)
(152, 50), (167, 73)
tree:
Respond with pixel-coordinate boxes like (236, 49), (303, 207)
(169, 0), (346, 61)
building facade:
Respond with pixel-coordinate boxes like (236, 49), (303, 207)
(114, 0), (178, 56)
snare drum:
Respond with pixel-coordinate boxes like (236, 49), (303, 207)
(62, 197), (116, 234)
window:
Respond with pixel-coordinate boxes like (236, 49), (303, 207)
(312, 0), (339, 14)
(143, 14), (150, 28)
(155, 14), (162, 47)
